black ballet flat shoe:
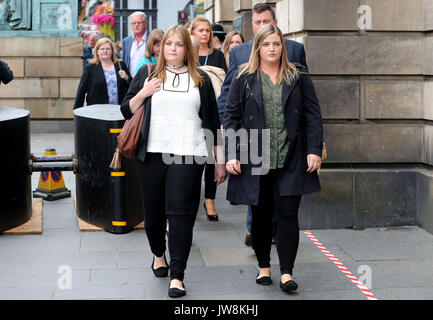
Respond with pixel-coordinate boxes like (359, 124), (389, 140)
(256, 273), (272, 285)
(168, 282), (186, 298)
(204, 202), (219, 221)
(151, 254), (168, 278)
(280, 279), (298, 292)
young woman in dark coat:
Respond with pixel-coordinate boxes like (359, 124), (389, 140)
(223, 24), (323, 293)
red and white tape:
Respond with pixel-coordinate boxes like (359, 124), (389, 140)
(303, 230), (378, 300)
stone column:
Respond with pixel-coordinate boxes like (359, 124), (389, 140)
(215, 0), (236, 31)
(204, 0), (215, 23)
(274, 0), (433, 233)
(233, 0), (253, 41)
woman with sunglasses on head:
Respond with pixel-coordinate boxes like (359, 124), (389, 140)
(223, 24), (323, 293)
(120, 24), (227, 298)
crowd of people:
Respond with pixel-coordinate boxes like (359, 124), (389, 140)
(73, 3), (324, 298)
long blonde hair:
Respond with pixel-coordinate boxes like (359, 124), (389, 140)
(151, 24), (204, 87)
(145, 29), (164, 59)
(237, 24), (298, 85)
(89, 38), (119, 65)
(189, 16), (214, 54)
(222, 31), (245, 67)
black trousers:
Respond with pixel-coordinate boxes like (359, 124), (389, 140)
(250, 169), (302, 276)
(204, 163), (217, 199)
(136, 153), (204, 281)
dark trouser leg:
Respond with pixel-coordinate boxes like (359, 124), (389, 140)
(275, 195), (301, 276)
(204, 163), (217, 199)
(167, 215), (195, 282)
(165, 157), (204, 281)
(136, 153), (167, 257)
(250, 172), (275, 269)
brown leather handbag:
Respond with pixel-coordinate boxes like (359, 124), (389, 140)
(110, 64), (152, 169)
(109, 104), (144, 169)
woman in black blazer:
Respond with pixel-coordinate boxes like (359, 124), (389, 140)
(74, 38), (131, 109)
(223, 24), (323, 293)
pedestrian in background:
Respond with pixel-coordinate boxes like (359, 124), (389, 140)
(0, 59), (13, 85)
(83, 33), (99, 68)
(224, 24), (323, 293)
(114, 40), (122, 59)
(221, 31), (245, 69)
(120, 24), (226, 298)
(189, 15), (227, 221)
(211, 23), (226, 51)
(122, 11), (149, 77)
(74, 38), (131, 109)
(134, 28), (164, 75)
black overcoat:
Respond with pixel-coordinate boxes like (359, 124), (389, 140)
(223, 64), (323, 205)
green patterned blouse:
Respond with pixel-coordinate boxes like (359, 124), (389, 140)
(261, 71), (289, 169)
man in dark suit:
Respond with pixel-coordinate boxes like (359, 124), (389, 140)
(217, 3), (309, 247)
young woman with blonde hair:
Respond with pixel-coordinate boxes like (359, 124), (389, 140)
(120, 24), (227, 298)
(224, 24), (323, 293)
(221, 31), (245, 68)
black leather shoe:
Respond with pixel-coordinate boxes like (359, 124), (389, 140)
(151, 254), (168, 278)
(168, 282), (186, 298)
(244, 234), (253, 247)
(280, 279), (298, 292)
(204, 202), (219, 221)
(256, 273), (272, 285)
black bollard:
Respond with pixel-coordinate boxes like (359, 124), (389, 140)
(74, 105), (144, 234)
(0, 107), (32, 233)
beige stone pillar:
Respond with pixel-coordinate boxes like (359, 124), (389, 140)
(233, 0), (253, 41)
(204, 0), (215, 23)
(0, 38), (83, 120)
(214, 0), (236, 31)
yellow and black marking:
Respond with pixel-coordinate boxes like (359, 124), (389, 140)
(33, 148), (71, 201)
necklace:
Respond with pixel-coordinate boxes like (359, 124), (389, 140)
(166, 63), (185, 69)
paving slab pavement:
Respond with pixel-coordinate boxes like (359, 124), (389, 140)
(0, 133), (432, 301)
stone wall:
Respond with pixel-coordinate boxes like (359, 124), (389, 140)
(0, 38), (82, 120)
(205, 0), (433, 234)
